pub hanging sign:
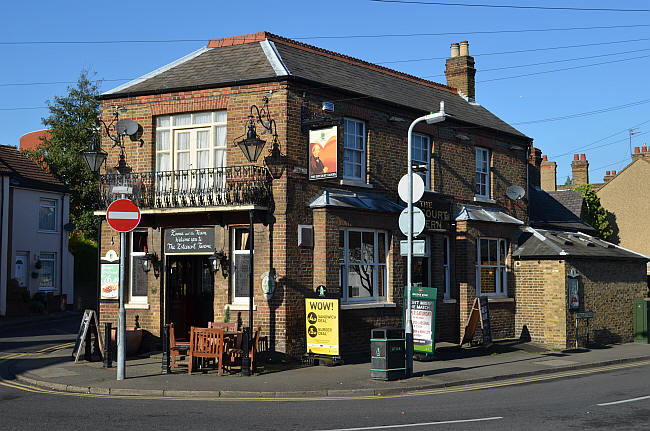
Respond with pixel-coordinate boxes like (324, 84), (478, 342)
(164, 228), (215, 255)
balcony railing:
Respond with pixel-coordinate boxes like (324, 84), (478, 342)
(99, 165), (272, 210)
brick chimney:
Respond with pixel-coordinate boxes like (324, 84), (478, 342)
(603, 170), (615, 183)
(571, 154), (589, 186)
(632, 144), (649, 162)
(445, 41), (476, 102)
(529, 146), (543, 187)
(540, 155), (557, 191)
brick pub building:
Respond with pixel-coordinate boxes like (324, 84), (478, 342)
(95, 32), (536, 358)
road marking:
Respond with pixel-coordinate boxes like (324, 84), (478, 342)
(597, 395), (650, 406)
(313, 417), (503, 431)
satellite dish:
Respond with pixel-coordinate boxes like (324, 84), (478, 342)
(116, 119), (139, 136)
(506, 185), (525, 200)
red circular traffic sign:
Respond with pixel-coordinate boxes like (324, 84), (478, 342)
(106, 199), (141, 232)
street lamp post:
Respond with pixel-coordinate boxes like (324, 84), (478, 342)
(405, 101), (446, 377)
(235, 97), (285, 376)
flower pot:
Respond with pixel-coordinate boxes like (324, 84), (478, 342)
(110, 327), (143, 357)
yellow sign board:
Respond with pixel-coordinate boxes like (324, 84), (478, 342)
(305, 298), (339, 356)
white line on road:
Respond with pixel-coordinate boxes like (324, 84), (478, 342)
(597, 395), (650, 406)
(312, 416), (503, 431)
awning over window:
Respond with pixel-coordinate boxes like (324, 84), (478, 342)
(308, 189), (404, 213)
(454, 205), (523, 225)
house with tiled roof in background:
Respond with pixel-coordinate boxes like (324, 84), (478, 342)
(90, 31), (645, 358)
(0, 146), (74, 318)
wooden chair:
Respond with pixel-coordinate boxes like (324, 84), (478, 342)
(167, 323), (189, 369)
(225, 326), (261, 373)
(188, 326), (225, 375)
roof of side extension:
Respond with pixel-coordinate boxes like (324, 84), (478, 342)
(102, 32), (530, 141)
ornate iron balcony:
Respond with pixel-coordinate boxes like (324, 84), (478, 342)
(99, 165), (272, 210)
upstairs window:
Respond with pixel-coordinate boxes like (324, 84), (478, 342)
(39, 198), (57, 232)
(343, 118), (366, 181)
(475, 147), (490, 198)
(155, 111), (227, 173)
(411, 133), (430, 188)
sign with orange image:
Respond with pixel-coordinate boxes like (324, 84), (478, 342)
(309, 126), (338, 180)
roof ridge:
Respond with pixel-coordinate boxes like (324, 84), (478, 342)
(206, 31), (459, 95)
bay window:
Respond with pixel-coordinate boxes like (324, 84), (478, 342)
(339, 229), (387, 302)
(476, 238), (508, 296)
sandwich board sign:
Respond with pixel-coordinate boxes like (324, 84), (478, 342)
(305, 297), (340, 356)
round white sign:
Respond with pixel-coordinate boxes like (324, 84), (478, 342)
(398, 174), (425, 204)
(399, 207), (426, 237)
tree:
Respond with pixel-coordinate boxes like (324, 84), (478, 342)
(25, 70), (101, 240)
(574, 184), (614, 241)
(564, 175), (573, 186)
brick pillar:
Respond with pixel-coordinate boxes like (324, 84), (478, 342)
(445, 41), (476, 102)
(312, 209), (340, 295)
(529, 147), (542, 188)
(540, 155), (557, 192)
(455, 223), (476, 342)
(571, 154), (589, 186)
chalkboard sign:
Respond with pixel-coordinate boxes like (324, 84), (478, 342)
(479, 296), (493, 346)
(235, 254), (250, 297)
(72, 309), (103, 362)
(165, 228), (215, 254)
(132, 256), (148, 297)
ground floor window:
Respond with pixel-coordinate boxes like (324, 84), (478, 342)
(476, 238), (508, 296)
(232, 227), (251, 304)
(339, 228), (387, 302)
(39, 252), (56, 290)
(443, 237), (450, 299)
(129, 230), (149, 303)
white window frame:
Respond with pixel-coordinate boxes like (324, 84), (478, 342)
(232, 227), (253, 305)
(155, 111), (227, 173)
(339, 228), (388, 303)
(476, 238), (508, 297)
(343, 118), (366, 181)
(38, 252), (56, 291)
(129, 230), (149, 304)
(38, 198), (57, 232)
(443, 237), (451, 299)
(411, 133), (430, 188)
(475, 147), (490, 198)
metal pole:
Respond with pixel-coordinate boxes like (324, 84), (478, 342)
(242, 209), (255, 376)
(117, 229), (126, 380)
(405, 120), (417, 378)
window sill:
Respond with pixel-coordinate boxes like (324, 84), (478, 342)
(37, 230), (59, 234)
(442, 298), (457, 304)
(339, 179), (374, 189)
(125, 303), (150, 310)
(226, 303), (257, 311)
(473, 196), (496, 204)
(487, 297), (514, 303)
(341, 301), (395, 310)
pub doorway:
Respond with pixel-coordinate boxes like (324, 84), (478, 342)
(167, 255), (214, 339)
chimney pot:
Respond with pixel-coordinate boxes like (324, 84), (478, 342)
(542, 155), (548, 161)
(450, 43), (460, 58)
(634, 147), (640, 154)
(574, 154), (579, 161)
(613, 171), (617, 175)
(606, 170), (611, 175)
(580, 153), (586, 160)
(459, 40), (469, 56)
(643, 145), (648, 153)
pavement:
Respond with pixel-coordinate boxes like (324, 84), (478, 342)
(3, 317), (650, 398)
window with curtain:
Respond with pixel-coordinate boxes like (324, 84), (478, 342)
(338, 229), (387, 302)
(343, 118), (366, 181)
(39, 198), (57, 232)
(39, 252), (56, 290)
(476, 238), (508, 296)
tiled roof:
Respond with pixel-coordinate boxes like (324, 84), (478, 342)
(514, 228), (647, 261)
(102, 31), (530, 140)
(0, 146), (68, 193)
(529, 186), (595, 233)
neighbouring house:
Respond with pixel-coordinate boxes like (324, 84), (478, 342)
(19, 129), (50, 152)
(0, 145), (74, 317)
(528, 186), (596, 234)
(513, 228), (648, 349)
(597, 145), (650, 272)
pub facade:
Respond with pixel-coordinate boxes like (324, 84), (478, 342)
(96, 32), (532, 358)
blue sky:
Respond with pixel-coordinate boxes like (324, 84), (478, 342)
(1, 0), (648, 182)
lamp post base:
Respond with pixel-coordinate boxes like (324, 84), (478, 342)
(241, 326), (251, 376)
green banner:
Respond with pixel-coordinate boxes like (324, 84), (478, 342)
(404, 286), (437, 354)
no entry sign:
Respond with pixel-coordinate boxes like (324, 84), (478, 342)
(106, 199), (141, 232)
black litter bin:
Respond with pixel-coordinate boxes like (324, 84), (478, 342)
(370, 327), (405, 381)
